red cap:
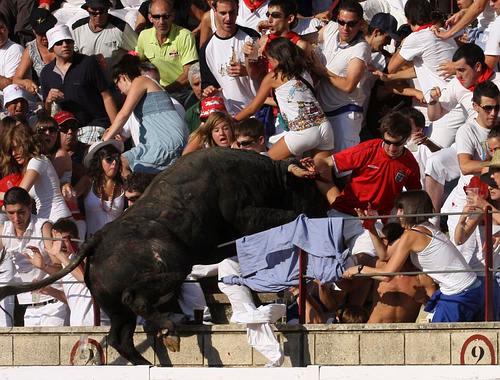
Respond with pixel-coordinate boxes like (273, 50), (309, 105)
(200, 96), (227, 120)
(53, 111), (77, 126)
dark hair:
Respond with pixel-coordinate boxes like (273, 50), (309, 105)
(268, 0), (298, 17)
(404, 0), (431, 26)
(212, 0), (239, 8)
(395, 190), (434, 226)
(472, 81), (500, 104)
(35, 113), (60, 155)
(4, 187), (32, 207)
(381, 222), (405, 244)
(338, 0), (363, 19)
(452, 43), (485, 68)
(399, 107), (425, 129)
(379, 111), (412, 140)
(124, 172), (156, 193)
(337, 305), (369, 323)
(52, 218), (79, 239)
(266, 37), (307, 81)
(0, 15), (7, 28)
(234, 119), (265, 140)
(113, 54), (142, 82)
(0, 116), (19, 131)
(488, 125), (500, 140)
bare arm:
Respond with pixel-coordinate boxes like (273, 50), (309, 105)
(198, 11), (213, 48)
(436, 0), (488, 40)
(458, 153), (484, 175)
(387, 52), (410, 74)
(20, 168), (40, 193)
(101, 90), (117, 123)
(234, 73), (275, 121)
(454, 205), (481, 245)
(103, 77), (149, 140)
(182, 134), (203, 155)
(322, 58), (366, 93)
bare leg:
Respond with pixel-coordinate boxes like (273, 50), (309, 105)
(268, 138), (293, 160)
(425, 174), (444, 212)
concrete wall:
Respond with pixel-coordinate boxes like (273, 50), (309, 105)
(0, 323), (499, 366)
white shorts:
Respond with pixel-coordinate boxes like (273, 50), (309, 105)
(283, 121), (334, 156)
(424, 145), (460, 185)
(327, 111), (363, 153)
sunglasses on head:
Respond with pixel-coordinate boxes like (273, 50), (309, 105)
(382, 137), (406, 147)
(37, 126), (58, 134)
(480, 104), (500, 113)
(103, 155), (120, 164)
(337, 19), (359, 28)
(265, 11), (284, 19)
(54, 39), (73, 46)
(150, 13), (172, 20)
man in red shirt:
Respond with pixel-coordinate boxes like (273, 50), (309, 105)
(318, 111), (421, 256)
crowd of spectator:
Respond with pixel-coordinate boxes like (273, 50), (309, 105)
(0, 0), (498, 364)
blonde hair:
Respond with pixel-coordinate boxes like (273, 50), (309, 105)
(189, 111), (235, 148)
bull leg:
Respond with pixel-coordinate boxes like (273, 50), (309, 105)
(108, 312), (151, 365)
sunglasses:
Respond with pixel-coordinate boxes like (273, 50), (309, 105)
(479, 104), (500, 113)
(337, 19), (359, 28)
(126, 195), (139, 203)
(37, 126), (58, 134)
(265, 11), (284, 19)
(54, 39), (73, 46)
(59, 124), (78, 133)
(150, 13), (172, 20)
(382, 137), (406, 147)
(103, 155), (120, 164)
(88, 9), (107, 16)
(237, 139), (255, 147)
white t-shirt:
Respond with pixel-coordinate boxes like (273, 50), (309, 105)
(316, 21), (371, 111)
(200, 26), (261, 115)
(59, 253), (94, 326)
(438, 72), (500, 119)
(236, 0), (268, 32)
(71, 15), (138, 70)
(399, 28), (457, 100)
(0, 40), (23, 108)
(3, 216), (55, 305)
(484, 16), (500, 58)
(453, 118), (491, 206)
(26, 156), (72, 222)
(360, 0), (391, 23)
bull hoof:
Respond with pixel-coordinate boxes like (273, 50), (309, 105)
(162, 334), (180, 352)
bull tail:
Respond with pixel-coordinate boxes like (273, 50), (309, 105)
(0, 234), (102, 301)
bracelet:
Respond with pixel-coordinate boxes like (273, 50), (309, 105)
(357, 264), (364, 274)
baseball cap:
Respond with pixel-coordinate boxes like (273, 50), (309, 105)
(53, 111), (78, 126)
(370, 13), (400, 41)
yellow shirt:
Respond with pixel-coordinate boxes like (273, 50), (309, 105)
(136, 24), (198, 87)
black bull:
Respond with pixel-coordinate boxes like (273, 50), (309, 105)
(0, 148), (328, 365)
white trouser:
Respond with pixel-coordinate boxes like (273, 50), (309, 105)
(428, 104), (466, 148)
(326, 111), (363, 153)
(218, 257), (284, 367)
(424, 145), (461, 186)
(0, 255), (14, 327)
(178, 264), (218, 322)
(24, 299), (69, 327)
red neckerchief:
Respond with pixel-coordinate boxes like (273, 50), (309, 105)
(267, 31), (301, 44)
(415, 23), (434, 31)
(466, 67), (495, 91)
(242, 0), (267, 12)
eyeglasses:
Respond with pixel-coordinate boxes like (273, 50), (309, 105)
(87, 8), (107, 16)
(337, 19), (359, 28)
(150, 13), (172, 20)
(58, 124), (78, 133)
(103, 155), (120, 164)
(54, 39), (73, 46)
(479, 104), (500, 113)
(237, 139), (255, 147)
(265, 11), (284, 19)
(382, 137), (406, 146)
(37, 126), (58, 134)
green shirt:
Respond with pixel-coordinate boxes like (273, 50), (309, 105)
(136, 24), (198, 87)
(185, 101), (201, 133)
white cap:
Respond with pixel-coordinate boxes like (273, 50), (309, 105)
(3, 84), (27, 108)
(46, 24), (73, 50)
